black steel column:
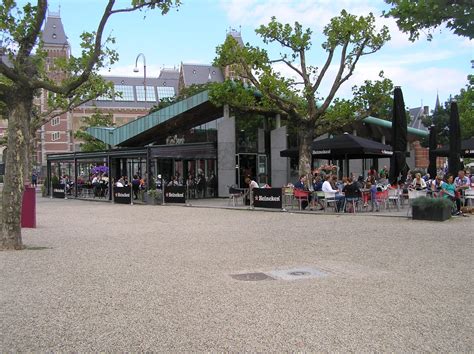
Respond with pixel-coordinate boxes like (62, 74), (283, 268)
(146, 146), (152, 190)
(74, 155), (78, 198)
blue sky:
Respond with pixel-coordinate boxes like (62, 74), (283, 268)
(31, 0), (474, 109)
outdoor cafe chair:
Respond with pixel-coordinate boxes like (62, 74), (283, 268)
(228, 185), (245, 206)
(463, 189), (474, 206)
(293, 189), (310, 210)
(407, 189), (427, 216)
(323, 191), (340, 212)
(344, 192), (361, 213)
(282, 186), (295, 210)
(387, 188), (401, 211)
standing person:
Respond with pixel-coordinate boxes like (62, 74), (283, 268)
(131, 175), (140, 200)
(244, 176), (259, 206)
(31, 172), (38, 187)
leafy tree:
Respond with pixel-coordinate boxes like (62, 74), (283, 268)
(74, 109), (115, 152)
(213, 13), (389, 175)
(421, 74), (473, 146)
(384, 0), (474, 41)
(456, 75), (474, 139)
(421, 102), (450, 146)
(0, 0), (180, 250)
(351, 71), (394, 120)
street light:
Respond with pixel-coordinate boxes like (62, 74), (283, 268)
(133, 53), (147, 102)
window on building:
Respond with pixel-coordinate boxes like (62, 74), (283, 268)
(114, 85), (135, 101)
(157, 86), (175, 100)
(96, 93), (113, 101)
(51, 132), (60, 141)
(136, 86), (157, 102)
(51, 116), (60, 126)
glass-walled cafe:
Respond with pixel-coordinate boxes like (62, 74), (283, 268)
(47, 144), (218, 200)
(46, 111), (281, 200)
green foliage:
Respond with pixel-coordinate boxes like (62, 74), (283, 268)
(421, 102), (450, 146)
(384, 0), (474, 41)
(421, 76), (473, 146)
(213, 12), (389, 175)
(351, 71), (394, 120)
(411, 196), (453, 209)
(74, 108), (114, 152)
(456, 75), (474, 139)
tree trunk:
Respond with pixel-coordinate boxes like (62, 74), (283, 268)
(1, 97), (32, 250)
(298, 121), (314, 178)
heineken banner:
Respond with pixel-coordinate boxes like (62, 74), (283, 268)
(114, 186), (132, 204)
(52, 184), (66, 199)
(164, 186), (186, 204)
(253, 188), (282, 209)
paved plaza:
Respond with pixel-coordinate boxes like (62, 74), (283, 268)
(1, 195), (473, 351)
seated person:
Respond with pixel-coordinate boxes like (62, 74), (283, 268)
(342, 177), (361, 212)
(411, 173), (427, 190)
(377, 173), (389, 186)
(431, 174), (445, 196)
(442, 174), (462, 215)
(294, 175), (311, 210)
(322, 175), (344, 211)
(454, 170), (470, 192)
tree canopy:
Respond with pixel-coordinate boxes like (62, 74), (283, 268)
(74, 109), (115, 152)
(212, 11), (390, 175)
(384, 0), (474, 41)
(0, 0), (180, 250)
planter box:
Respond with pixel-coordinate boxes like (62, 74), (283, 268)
(412, 205), (451, 221)
(144, 193), (162, 205)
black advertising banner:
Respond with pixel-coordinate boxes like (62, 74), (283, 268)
(164, 186), (186, 203)
(114, 186), (132, 204)
(253, 188), (282, 209)
(52, 184), (66, 199)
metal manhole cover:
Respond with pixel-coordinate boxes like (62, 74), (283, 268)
(289, 271), (310, 276)
(268, 267), (328, 281)
(231, 272), (275, 281)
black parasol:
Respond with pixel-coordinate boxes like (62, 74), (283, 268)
(427, 124), (438, 178)
(448, 101), (462, 176)
(389, 87), (409, 185)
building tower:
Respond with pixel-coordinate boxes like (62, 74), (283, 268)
(37, 10), (72, 169)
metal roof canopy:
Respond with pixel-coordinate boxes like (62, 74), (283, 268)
(47, 148), (147, 161)
(87, 90), (223, 147)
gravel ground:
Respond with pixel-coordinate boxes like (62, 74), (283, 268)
(1, 197), (472, 351)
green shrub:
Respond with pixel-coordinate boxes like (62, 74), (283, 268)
(412, 196), (452, 209)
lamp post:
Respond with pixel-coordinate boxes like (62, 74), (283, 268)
(133, 53), (147, 102)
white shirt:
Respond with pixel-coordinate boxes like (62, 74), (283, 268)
(248, 180), (259, 190)
(322, 180), (338, 193)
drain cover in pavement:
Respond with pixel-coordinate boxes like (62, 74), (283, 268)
(231, 272), (275, 281)
(267, 267), (328, 281)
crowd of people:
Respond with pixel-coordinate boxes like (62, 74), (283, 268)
(288, 164), (474, 215)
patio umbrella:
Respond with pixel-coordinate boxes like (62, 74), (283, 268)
(310, 133), (394, 159)
(433, 137), (474, 158)
(427, 124), (438, 178)
(448, 101), (462, 176)
(389, 87), (409, 185)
